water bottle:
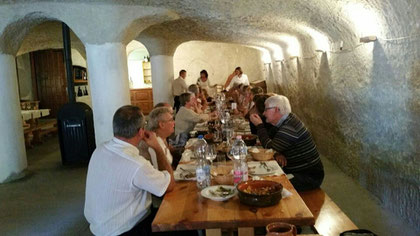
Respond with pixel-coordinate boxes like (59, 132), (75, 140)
(195, 135), (210, 189)
(232, 135), (248, 185)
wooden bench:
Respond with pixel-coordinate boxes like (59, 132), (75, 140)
(299, 189), (358, 236)
(32, 119), (57, 143)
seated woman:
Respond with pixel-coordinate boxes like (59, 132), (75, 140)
(248, 94), (276, 136)
(236, 85), (253, 116)
(175, 93), (215, 136)
(138, 107), (175, 170)
(188, 84), (207, 113)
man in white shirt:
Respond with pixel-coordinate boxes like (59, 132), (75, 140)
(225, 67), (250, 90)
(84, 105), (175, 236)
(172, 70), (188, 112)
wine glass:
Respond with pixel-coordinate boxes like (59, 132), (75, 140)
(206, 144), (217, 166)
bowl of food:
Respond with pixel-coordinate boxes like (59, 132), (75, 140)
(211, 165), (234, 185)
(249, 147), (274, 161)
(237, 180), (283, 207)
(242, 134), (257, 146)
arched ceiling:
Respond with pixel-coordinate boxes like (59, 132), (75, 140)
(1, 0), (413, 58)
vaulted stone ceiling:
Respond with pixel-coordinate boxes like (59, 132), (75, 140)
(5, 0), (417, 58)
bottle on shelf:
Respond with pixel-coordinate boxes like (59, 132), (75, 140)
(195, 135), (210, 190)
(77, 86), (83, 97)
(231, 135), (248, 185)
(84, 86), (88, 95)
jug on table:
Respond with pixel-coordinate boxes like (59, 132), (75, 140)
(266, 222), (297, 236)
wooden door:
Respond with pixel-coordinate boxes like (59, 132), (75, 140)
(130, 88), (153, 114)
(31, 50), (68, 117)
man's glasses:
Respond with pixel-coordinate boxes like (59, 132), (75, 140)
(264, 107), (276, 111)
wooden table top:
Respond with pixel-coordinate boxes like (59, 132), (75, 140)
(152, 175), (315, 232)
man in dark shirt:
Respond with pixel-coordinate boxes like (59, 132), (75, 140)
(250, 95), (324, 191)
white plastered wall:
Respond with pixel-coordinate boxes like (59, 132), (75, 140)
(0, 53), (27, 182)
(173, 41), (264, 87)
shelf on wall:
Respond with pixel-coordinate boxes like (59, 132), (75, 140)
(74, 79), (88, 84)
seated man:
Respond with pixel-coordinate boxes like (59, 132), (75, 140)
(175, 92), (215, 136)
(250, 95), (324, 192)
(84, 105), (175, 235)
(138, 107), (175, 169)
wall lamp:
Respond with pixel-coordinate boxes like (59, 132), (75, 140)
(360, 36), (377, 43)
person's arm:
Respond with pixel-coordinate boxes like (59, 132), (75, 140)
(144, 131), (175, 192)
(224, 73), (235, 89)
(249, 114), (294, 153)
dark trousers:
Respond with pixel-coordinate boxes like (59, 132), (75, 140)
(288, 161), (324, 192)
(120, 207), (199, 236)
(173, 96), (180, 113)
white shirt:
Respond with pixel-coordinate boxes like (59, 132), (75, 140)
(227, 74), (250, 90)
(84, 138), (171, 236)
(148, 136), (173, 169)
(197, 78), (215, 97)
(172, 76), (188, 96)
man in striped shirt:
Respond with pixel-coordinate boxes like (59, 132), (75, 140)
(250, 95), (324, 191)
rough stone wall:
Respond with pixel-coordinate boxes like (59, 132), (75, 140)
(277, 39), (420, 232)
(173, 41), (264, 86)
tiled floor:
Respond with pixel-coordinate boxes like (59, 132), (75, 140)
(0, 135), (418, 236)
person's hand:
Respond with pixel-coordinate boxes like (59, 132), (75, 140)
(210, 111), (219, 120)
(274, 153), (287, 167)
(250, 113), (263, 125)
(143, 130), (160, 151)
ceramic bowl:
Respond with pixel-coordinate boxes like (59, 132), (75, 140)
(237, 180), (283, 207)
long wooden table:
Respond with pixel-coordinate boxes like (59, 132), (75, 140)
(152, 175), (315, 235)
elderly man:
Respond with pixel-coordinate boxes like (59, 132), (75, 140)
(84, 105), (174, 235)
(172, 69), (188, 112)
(138, 107), (175, 170)
(175, 92), (215, 136)
(250, 95), (324, 192)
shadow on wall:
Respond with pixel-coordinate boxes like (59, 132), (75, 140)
(361, 42), (420, 231)
(407, 58), (420, 233)
(307, 53), (362, 178)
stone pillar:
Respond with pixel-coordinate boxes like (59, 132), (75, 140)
(150, 55), (174, 105)
(85, 43), (131, 145)
(0, 53), (27, 183)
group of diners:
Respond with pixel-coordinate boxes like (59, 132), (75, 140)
(83, 67), (324, 235)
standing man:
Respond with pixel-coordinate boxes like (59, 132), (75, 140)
(250, 95), (324, 192)
(84, 105), (175, 235)
(172, 69), (188, 113)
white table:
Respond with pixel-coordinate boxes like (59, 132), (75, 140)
(21, 109), (50, 121)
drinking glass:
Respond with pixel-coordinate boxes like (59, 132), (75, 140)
(213, 129), (222, 143)
(206, 144), (217, 166)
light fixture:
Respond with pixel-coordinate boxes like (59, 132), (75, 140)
(360, 36), (377, 43)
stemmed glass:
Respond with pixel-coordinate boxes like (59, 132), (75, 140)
(206, 144), (217, 166)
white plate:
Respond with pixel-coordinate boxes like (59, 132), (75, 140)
(174, 164), (197, 181)
(201, 185), (237, 201)
(248, 161), (279, 175)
